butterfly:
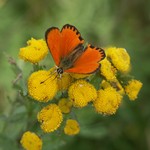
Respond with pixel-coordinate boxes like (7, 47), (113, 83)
(45, 24), (105, 75)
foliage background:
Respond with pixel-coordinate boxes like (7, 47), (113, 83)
(0, 0), (150, 149)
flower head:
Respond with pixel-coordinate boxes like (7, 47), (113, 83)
(125, 79), (142, 100)
(68, 80), (97, 108)
(94, 87), (122, 115)
(100, 58), (117, 81)
(101, 80), (125, 95)
(37, 104), (63, 133)
(110, 80), (125, 95)
(106, 47), (130, 73)
(19, 38), (48, 63)
(28, 69), (58, 102)
(70, 73), (91, 79)
(20, 131), (42, 150)
(64, 119), (80, 135)
(57, 73), (73, 91)
(58, 98), (72, 113)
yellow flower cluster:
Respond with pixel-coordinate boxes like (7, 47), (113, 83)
(64, 119), (80, 135)
(19, 37), (142, 150)
(97, 47), (143, 114)
(37, 104), (63, 133)
(68, 80), (97, 107)
(19, 38), (48, 63)
(20, 131), (42, 150)
(28, 69), (58, 102)
(106, 47), (130, 73)
(125, 79), (143, 100)
(94, 86), (122, 115)
(100, 58), (116, 81)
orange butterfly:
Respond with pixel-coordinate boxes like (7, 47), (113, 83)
(45, 24), (105, 75)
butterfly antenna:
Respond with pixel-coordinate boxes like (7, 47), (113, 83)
(40, 70), (58, 84)
(52, 73), (58, 81)
(40, 76), (51, 84)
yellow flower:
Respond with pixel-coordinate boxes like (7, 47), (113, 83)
(20, 131), (42, 150)
(101, 80), (125, 95)
(64, 119), (80, 135)
(68, 80), (97, 108)
(125, 79), (142, 100)
(19, 38), (48, 63)
(94, 87), (122, 115)
(110, 79), (125, 95)
(100, 80), (111, 89)
(70, 73), (91, 79)
(28, 69), (58, 102)
(58, 98), (72, 113)
(106, 47), (130, 73)
(37, 104), (63, 133)
(57, 73), (74, 91)
(100, 58), (117, 81)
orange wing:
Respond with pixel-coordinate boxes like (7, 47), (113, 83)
(45, 27), (61, 66)
(45, 24), (84, 66)
(60, 24), (84, 58)
(65, 45), (105, 74)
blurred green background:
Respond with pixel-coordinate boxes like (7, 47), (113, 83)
(0, 0), (150, 150)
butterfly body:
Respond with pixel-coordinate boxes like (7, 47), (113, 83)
(45, 24), (105, 75)
(58, 44), (85, 73)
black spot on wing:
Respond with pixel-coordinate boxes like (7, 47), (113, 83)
(99, 48), (106, 60)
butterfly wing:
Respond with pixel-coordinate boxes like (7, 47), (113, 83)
(45, 27), (61, 66)
(65, 45), (105, 74)
(60, 24), (84, 58)
(45, 24), (84, 66)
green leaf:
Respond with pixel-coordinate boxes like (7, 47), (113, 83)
(0, 115), (7, 133)
(42, 133), (66, 150)
(0, 134), (18, 150)
(80, 124), (108, 139)
(90, 73), (102, 90)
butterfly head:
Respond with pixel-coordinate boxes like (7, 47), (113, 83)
(57, 67), (63, 75)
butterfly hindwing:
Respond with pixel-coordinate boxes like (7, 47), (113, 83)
(65, 44), (105, 74)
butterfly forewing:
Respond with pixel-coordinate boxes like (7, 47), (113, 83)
(45, 24), (84, 67)
(60, 24), (84, 58)
(45, 27), (61, 66)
